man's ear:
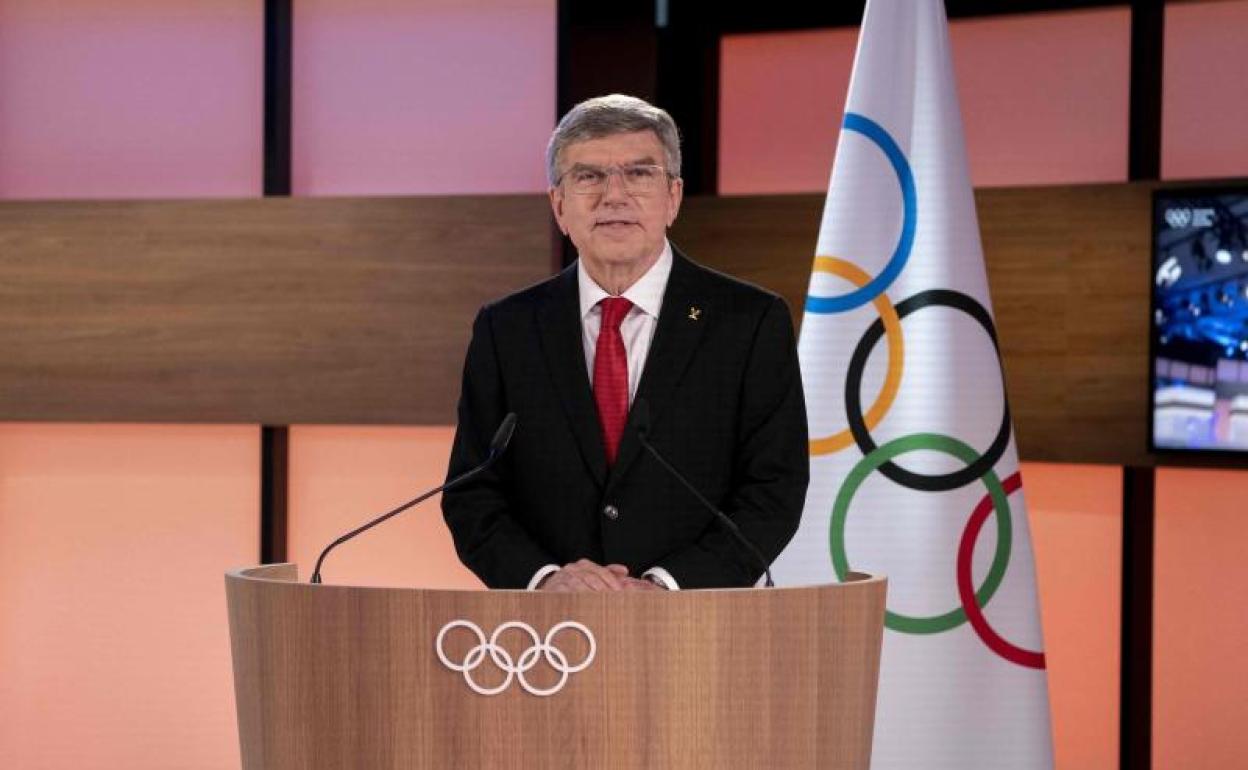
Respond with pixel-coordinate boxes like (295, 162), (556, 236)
(548, 186), (567, 235)
(667, 177), (684, 227)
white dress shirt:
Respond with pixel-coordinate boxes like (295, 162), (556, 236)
(528, 241), (680, 591)
(577, 240), (672, 402)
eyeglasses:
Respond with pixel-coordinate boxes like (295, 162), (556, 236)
(556, 163), (674, 195)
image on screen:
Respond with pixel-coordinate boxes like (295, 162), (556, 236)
(1152, 186), (1248, 452)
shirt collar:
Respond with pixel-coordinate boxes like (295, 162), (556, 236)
(578, 240), (673, 320)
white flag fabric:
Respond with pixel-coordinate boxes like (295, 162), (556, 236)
(771, 0), (1054, 767)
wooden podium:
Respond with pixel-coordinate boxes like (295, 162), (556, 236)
(226, 565), (886, 769)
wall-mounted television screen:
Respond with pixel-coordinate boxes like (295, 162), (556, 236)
(1151, 185), (1248, 452)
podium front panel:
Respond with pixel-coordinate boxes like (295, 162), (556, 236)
(226, 565), (885, 769)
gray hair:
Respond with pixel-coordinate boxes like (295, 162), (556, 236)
(545, 94), (682, 186)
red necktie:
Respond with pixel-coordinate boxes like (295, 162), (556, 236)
(593, 297), (633, 465)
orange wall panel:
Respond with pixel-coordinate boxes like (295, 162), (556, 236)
(1161, 0), (1248, 180)
(288, 426), (483, 590)
(1023, 462), (1121, 770)
(949, 8), (1129, 188)
(719, 8), (1129, 194)
(0, 424), (259, 770)
(1154, 467), (1248, 768)
(719, 28), (856, 195)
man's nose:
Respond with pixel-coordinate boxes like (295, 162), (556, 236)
(600, 169), (630, 202)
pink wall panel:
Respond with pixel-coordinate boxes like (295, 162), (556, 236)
(1161, 0), (1248, 180)
(719, 28), (857, 195)
(949, 8), (1129, 187)
(1023, 462), (1121, 770)
(0, 0), (262, 199)
(291, 0), (555, 196)
(288, 426), (483, 590)
(1154, 467), (1248, 768)
(719, 8), (1130, 194)
(0, 424), (259, 770)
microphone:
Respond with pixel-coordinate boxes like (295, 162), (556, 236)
(631, 400), (775, 588)
(309, 412), (517, 584)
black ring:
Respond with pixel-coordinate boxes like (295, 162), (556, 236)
(844, 289), (1012, 492)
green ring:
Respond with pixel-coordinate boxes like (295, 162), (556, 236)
(829, 432), (1013, 634)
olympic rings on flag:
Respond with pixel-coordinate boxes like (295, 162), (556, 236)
(808, 257), (904, 456)
(804, 112), (917, 315)
(829, 432), (1012, 635)
(844, 289), (1012, 491)
(807, 113), (1044, 669)
(958, 472), (1046, 669)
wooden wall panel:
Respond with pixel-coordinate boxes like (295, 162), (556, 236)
(979, 184), (1151, 465)
(673, 183), (1154, 465)
(0, 196), (552, 424)
(670, 193), (824, 312)
(0, 184), (1175, 464)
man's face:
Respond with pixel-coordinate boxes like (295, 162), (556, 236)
(549, 130), (683, 277)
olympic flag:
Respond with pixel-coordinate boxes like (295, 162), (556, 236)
(770, 0), (1054, 766)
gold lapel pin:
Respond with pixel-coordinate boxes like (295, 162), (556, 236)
(688, 306), (702, 321)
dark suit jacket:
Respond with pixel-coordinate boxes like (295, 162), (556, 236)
(441, 247), (808, 589)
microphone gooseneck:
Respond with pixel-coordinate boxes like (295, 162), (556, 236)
(309, 412), (517, 584)
(632, 400), (775, 588)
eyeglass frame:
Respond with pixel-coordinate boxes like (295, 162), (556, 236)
(554, 162), (679, 196)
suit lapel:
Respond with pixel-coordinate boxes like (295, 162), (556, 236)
(537, 264), (608, 487)
(608, 250), (709, 493)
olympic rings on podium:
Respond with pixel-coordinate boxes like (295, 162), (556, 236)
(435, 619), (596, 697)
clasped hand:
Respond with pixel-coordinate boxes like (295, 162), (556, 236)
(537, 559), (663, 592)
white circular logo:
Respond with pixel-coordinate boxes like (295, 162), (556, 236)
(1165, 208), (1192, 229)
(434, 620), (596, 697)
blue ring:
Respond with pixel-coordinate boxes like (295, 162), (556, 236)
(805, 112), (916, 314)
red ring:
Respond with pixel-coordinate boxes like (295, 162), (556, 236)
(956, 472), (1046, 669)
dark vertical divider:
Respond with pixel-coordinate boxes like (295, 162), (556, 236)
(1127, 0), (1163, 183)
(264, 0), (293, 198)
(261, 0), (293, 563)
(1123, 2), (1163, 766)
(656, 4), (720, 196)
(260, 427), (289, 563)
(1120, 465), (1155, 770)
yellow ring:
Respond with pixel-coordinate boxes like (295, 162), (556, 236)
(808, 256), (904, 455)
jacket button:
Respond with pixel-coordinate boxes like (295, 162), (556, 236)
(602, 504), (620, 520)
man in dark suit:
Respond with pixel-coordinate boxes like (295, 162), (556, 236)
(441, 94), (808, 591)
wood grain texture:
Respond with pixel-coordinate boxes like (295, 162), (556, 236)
(979, 183), (1151, 465)
(673, 183), (1154, 465)
(225, 565), (887, 770)
(2, 184), (1158, 464)
(0, 196), (552, 424)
